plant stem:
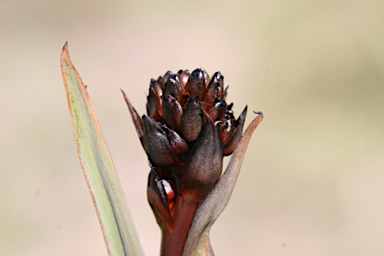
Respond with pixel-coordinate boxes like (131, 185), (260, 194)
(160, 196), (198, 256)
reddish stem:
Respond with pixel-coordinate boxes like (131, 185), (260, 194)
(160, 195), (199, 256)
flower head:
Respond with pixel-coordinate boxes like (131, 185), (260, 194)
(122, 68), (261, 256)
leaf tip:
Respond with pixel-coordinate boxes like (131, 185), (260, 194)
(253, 110), (263, 119)
(63, 41), (68, 50)
(61, 42), (69, 62)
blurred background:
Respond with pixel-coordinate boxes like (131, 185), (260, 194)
(1, 0), (384, 255)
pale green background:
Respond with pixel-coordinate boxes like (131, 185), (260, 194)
(1, 1), (384, 255)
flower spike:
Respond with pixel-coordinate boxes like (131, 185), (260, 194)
(123, 68), (263, 256)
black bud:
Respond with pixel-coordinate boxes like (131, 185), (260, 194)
(162, 95), (182, 130)
(207, 98), (227, 121)
(186, 68), (208, 99)
(178, 70), (190, 94)
(180, 95), (203, 141)
(142, 115), (178, 166)
(203, 72), (224, 110)
(147, 79), (162, 120)
(219, 116), (236, 146)
(164, 73), (182, 102)
(224, 106), (247, 155)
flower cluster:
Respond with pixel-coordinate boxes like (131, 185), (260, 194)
(123, 68), (248, 256)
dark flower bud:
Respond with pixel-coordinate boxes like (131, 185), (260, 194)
(153, 78), (163, 97)
(158, 71), (173, 90)
(147, 169), (172, 228)
(201, 68), (210, 87)
(163, 126), (189, 156)
(217, 99), (227, 120)
(163, 73), (182, 102)
(210, 71), (224, 91)
(218, 116), (236, 145)
(177, 70), (189, 94)
(202, 72), (224, 110)
(147, 79), (162, 120)
(142, 115), (178, 166)
(186, 68), (208, 99)
(162, 70), (173, 80)
(180, 95), (203, 141)
(180, 113), (224, 202)
(223, 106), (247, 155)
(162, 95), (182, 130)
(207, 98), (227, 121)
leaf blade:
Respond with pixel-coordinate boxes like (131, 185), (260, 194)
(61, 42), (144, 256)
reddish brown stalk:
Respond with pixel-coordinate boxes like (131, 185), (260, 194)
(160, 196), (199, 256)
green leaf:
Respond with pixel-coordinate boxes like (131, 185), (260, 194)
(182, 112), (263, 256)
(60, 42), (145, 256)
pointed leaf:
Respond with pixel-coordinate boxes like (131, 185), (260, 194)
(182, 112), (263, 256)
(61, 42), (145, 256)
